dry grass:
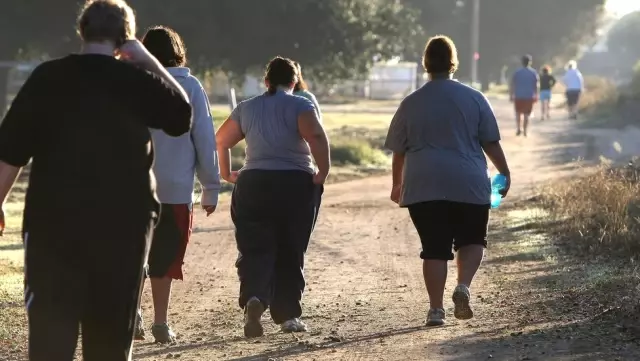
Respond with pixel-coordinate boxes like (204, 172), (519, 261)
(540, 159), (640, 256)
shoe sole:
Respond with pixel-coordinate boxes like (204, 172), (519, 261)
(426, 319), (445, 327)
(452, 290), (474, 320)
(281, 325), (308, 333)
(152, 331), (176, 344)
(244, 299), (264, 338)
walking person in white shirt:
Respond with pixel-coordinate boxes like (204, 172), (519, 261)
(562, 60), (584, 120)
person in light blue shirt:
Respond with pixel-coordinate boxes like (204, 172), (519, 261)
(293, 61), (321, 119)
(136, 26), (220, 344)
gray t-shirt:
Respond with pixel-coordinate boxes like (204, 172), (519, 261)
(512, 67), (539, 99)
(230, 89), (317, 173)
(384, 79), (501, 207)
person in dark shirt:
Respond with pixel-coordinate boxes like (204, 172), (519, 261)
(0, 1), (192, 360)
(538, 65), (557, 120)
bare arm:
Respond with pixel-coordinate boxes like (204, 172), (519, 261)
(392, 152), (405, 186)
(298, 110), (330, 181)
(215, 118), (245, 182)
(0, 162), (21, 235)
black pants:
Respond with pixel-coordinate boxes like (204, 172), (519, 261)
(231, 170), (322, 324)
(24, 223), (151, 361)
(408, 201), (489, 261)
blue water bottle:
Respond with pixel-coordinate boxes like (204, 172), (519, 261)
(490, 174), (507, 209)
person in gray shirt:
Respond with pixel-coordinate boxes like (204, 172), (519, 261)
(216, 57), (329, 337)
(385, 35), (511, 327)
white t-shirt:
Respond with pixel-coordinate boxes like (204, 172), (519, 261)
(563, 68), (583, 91)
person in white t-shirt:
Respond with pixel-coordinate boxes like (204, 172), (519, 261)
(562, 60), (583, 120)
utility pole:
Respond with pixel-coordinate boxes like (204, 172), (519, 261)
(470, 0), (480, 86)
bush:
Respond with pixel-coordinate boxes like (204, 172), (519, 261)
(578, 75), (619, 112)
(540, 158), (640, 256)
(330, 140), (389, 166)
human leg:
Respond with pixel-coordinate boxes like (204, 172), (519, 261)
(146, 203), (193, 343)
(408, 201), (454, 326)
(81, 224), (151, 361)
(25, 232), (85, 361)
(451, 203), (490, 320)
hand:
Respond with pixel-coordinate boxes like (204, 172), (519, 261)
(222, 171), (239, 184)
(117, 40), (154, 66)
(313, 170), (328, 185)
(499, 174), (511, 198)
(202, 204), (216, 217)
(0, 205), (4, 236)
(390, 184), (402, 204)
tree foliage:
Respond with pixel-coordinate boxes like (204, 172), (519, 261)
(405, 0), (606, 85)
(607, 11), (640, 61)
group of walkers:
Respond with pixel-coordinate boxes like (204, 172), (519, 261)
(510, 55), (585, 136)
(0, 1), (514, 360)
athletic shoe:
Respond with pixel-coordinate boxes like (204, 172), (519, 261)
(516, 130), (522, 136)
(151, 323), (176, 344)
(280, 318), (308, 333)
(244, 297), (265, 338)
(452, 284), (474, 320)
(134, 309), (146, 340)
(426, 308), (446, 326)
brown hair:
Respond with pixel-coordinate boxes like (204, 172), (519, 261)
(264, 57), (298, 95)
(293, 61), (308, 92)
(77, 0), (136, 47)
(541, 65), (551, 75)
(142, 26), (187, 67)
(422, 35), (459, 74)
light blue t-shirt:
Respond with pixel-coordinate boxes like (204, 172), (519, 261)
(294, 90), (321, 119)
(512, 67), (539, 99)
(384, 79), (501, 206)
(230, 89), (317, 173)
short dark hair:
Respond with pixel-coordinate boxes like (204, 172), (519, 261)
(77, 0), (136, 47)
(264, 57), (298, 95)
(422, 35), (459, 74)
(541, 65), (551, 75)
(293, 61), (308, 92)
(521, 54), (532, 66)
(142, 26), (187, 67)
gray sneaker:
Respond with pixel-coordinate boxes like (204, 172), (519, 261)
(426, 308), (446, 326)
(151, 323), (176, 344)
(452, 284), (474, 320)
(244, 297), (265, 338)
(134, 310), (146, 340)
(280, 318), (308, 333)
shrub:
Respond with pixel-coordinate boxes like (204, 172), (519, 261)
(540, 158), (640, 256)
(330, 140), (389, 166)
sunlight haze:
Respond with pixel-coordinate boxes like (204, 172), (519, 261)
(606, 0), (640, 16)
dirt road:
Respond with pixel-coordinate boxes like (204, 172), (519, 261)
(133, 100), (637, 361)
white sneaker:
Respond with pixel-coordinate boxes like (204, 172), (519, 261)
(452, 284), (474, 320)
(280, 318), (308, 333)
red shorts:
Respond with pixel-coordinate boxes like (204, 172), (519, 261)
(514, 99), (535, 115)
(147, 203), (193, 280)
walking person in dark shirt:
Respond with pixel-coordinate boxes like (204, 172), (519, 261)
(0, 1), (192, 360)
(216, 57), (329, 337)
(538, 65), (557, 120)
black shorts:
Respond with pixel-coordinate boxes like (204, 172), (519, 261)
(408, 201), (490, 261)
(565, 90), (581, 107)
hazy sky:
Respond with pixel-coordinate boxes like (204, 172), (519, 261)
(606, 0), (640, 16)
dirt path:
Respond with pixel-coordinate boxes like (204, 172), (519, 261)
(132, 101), (637, 361)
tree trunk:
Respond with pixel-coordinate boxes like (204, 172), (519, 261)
(0, 67), (9, 118)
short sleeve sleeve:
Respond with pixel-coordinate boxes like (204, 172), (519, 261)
(478, 95), (501, 142)
(0, 65), (46, 167)
(229, 101), (243, 129)
(124, 66), (192, 137)
(384, 102), (408, 153)
(296, 97), (316, 116)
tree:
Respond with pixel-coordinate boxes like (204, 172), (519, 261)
(404, 0), (606, 88)
(606, 11), (640, 69)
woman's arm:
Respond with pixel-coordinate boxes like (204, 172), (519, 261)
(392, 153), (405, 187)
(298, 110), (330, 183)
(215, 118), (245, 183)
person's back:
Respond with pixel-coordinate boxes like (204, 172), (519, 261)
(393, 79), (499, 205)
(563, 67), (583, 90)
(232, 89), (316, 174)
(18, 55), (189, 239)
(512, 66), (538, 99)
